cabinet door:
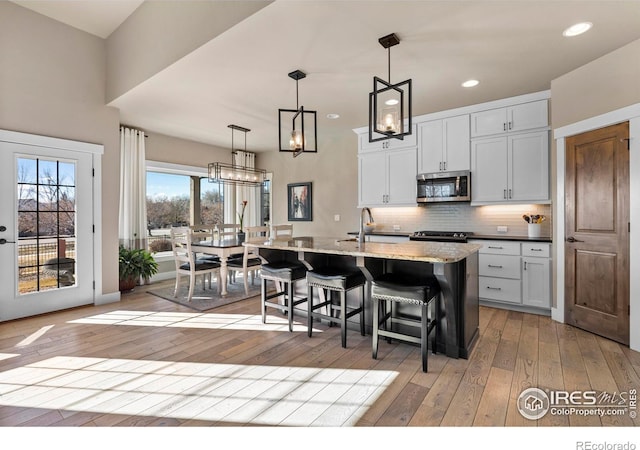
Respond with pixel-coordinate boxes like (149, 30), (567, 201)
(417, 120), (443, 173)
(508, 131), (549, 202)
(358, 125), (418, 153)
(358, 152), (387, 207)
(387, 148), (417, 205)
(470, 107), (507, 137)
(471, 137), (508, 202)
(508, 100), (548, 133)
(443, 115), (470, 171)
(522, 257), (550, 308)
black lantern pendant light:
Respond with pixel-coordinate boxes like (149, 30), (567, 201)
(208, 125), (266, 186)
(369, 33), (412, 143)
(278, 69), (317, 157)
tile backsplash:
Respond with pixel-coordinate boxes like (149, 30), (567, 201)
(370, 203), (552, 237)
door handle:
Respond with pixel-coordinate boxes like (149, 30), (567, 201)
(0, 238), (16, 245)
(566, 237), (584, 243)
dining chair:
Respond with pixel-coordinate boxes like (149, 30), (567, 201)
(272, 224), (293, 238)
(190, 225), (220, 262)
(170, 226), (221, 302)
(227, 225), (269, 294)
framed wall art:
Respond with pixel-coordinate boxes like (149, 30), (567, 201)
(287, 182), (312, 221)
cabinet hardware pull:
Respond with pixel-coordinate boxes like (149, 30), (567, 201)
(508, 189), (512, 198)
(443, 161), (446, 170)
(487, 286), (502, 290)
(508, 121), (513, 130)
(439, 162), (442, 171)
(530, 248), (543, 251)
(503, 189), (507, 199)
(488, 246), (504, 249)
(503, 123), (507, 131)
(524, 262), (527, 270)
(487, 264), (503, 268)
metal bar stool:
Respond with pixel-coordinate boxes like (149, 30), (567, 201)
(371, 272), (441, 372)
(261, 261), (308, 332)
(306, 267), (366, 348)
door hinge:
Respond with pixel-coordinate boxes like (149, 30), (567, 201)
(93, 281), (95, 290)
(92, 168), (95, 177)
(92, 224), (95, 233)
(628, 304), (631, 316)
(622, 138), (630, 150)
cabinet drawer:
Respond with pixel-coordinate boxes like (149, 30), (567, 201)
(521, 243), (550, 257)
(479, 254), (521, 279)
(477, 241), (520, 255)
(479, 276), (522, 304)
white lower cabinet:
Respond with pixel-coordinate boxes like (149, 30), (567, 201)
(471, 240), (551, 313)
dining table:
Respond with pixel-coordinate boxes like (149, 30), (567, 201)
(190, 237), (245, 296)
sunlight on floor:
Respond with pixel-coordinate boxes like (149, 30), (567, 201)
(16, 325), (55, 347)
(69, 310), (319, 332)
(0, 356), (397, 426)
(0, 353), (20, 361)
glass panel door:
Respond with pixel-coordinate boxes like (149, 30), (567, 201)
(0, 141), (94, 322)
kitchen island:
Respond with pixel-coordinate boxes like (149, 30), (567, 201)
(245, 237), (481, 359)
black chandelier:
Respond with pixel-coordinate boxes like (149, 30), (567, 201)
(278, 69), (317, 157)
(208, 125), (266, 186)
(369, 33), (412, 143)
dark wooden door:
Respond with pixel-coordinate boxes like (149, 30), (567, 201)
(565, 122), (630, 344)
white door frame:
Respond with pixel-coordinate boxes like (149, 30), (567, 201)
(0, 129), (106, 305)
(553, 103), (640, 352)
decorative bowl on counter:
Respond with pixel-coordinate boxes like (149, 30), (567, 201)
(364, 222), (376, 233)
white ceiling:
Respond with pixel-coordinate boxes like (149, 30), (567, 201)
(11, 1), (640, 152)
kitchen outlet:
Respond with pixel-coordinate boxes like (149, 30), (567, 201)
(393, 225), (401, 231)
(497, 225), (508, 233)
(334, 214), (340, 222)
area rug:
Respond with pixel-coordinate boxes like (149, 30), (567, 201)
(147, 277), (262, 312)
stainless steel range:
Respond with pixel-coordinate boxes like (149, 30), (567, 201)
(410, 231), (474, 242)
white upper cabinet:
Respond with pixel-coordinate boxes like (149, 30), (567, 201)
(418, 114), (470, 173)
(358, 125), (417, 153)
(358, 147), (417, 207)
(471, 130), (549, 204)
(470, 100), (548, 138)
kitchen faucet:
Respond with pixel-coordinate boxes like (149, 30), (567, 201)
(358, 207), (374, 245)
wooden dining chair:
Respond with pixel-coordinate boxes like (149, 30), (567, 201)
(227, 225), (269, 294)
(170, 226), (221, 302)
(272, 224), (293, 238)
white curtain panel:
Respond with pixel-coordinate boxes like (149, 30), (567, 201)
(118, 126), (147, 250)
(225, 150), (261, 229)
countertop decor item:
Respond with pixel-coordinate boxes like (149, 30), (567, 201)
(523, 214), (545, 238)
(237, 200), (247, 232)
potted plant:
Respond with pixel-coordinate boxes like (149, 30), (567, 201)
(119, 245), (159, 292)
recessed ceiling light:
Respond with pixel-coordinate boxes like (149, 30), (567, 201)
(462, 79), (479, 88)
(563, 22), (593, 37)
(384, 99), (399, 106)
(326, 113), (340, 119)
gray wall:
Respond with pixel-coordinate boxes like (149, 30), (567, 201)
(0, 2), (121, 296)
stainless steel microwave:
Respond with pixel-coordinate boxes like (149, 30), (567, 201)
(417, 170), (471, 203)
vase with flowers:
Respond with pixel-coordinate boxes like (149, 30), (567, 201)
(237, 200), (248, 243)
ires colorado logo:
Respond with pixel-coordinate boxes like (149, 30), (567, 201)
(517, 387), (637, 420)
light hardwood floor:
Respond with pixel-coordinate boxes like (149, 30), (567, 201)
(0, 282), (639, 427)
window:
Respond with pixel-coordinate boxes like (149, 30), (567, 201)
(200, 177), (223, 226)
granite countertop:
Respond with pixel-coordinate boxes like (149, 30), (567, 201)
(347, 231), (552, 243)
(469, 234), (552, 243)
(244, 236), (482, 263)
